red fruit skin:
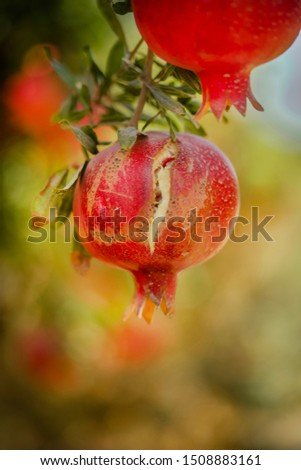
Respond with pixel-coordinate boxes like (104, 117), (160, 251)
(73, 132), (239, 322)
(132, 0), (301, 119)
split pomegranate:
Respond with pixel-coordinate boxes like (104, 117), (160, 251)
(132, 0), (301, 119)
(73, 132), (239, 322)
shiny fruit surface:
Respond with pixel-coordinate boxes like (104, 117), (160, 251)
(73, 132), (239, 322)
(132, 0), (301, 118)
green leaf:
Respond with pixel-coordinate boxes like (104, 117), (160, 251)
(117, 127), (146, 150)
(117, 79), (141, 97)
(99, 107), (129, 124)
(165, 115), (177, 142)
(84, 46), (106, 87)
(154, 63), (175, 82)
(179, 98), (201, 115)
(106, 40), (125, 78)
(72, 229), (91, 275)
(79, 84), (92, 111)
(146, 84), (186, 116)
(184, 119), (207, 137)
(62, 109), (90, 123)
(54, 94), (91, 123)
(118, 64), (141, 81)
(166, 114), (180, 132)
(112, 0), (132, 15)
(44, 47), (77, 89)
(159, 84), (194, 98)
(55, 189), (74, 219)
(97, 0), (128, 49)
(61, 122), (99, 155)
(55, 163), (88, 217)
(53, 95), (78, 122)
(141, 111), (163, 131)
(173, 67), (202, 93)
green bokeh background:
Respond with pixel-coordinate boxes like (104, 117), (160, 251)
(1, 0), (301, 450)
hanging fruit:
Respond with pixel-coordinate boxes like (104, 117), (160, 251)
(73, 131), (239, 322)
(132, 0), (301, 119)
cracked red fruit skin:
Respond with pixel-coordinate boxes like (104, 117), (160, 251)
(73, 132), (239, 323)
(132, 0), (301, 119)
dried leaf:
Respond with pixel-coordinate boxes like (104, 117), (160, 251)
(33, 164), (88, 226)
(71, 229), (91, 275)
(32, 169), (69, 223)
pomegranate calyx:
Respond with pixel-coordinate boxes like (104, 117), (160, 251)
(124, 270), (177, 323)
(195, 70), (264, 120)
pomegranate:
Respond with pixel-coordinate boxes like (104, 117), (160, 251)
(132, 0), (301, 119)
(73, 132), (239, 323)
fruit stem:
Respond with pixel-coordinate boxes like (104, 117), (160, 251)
(129, 47), (154, 129)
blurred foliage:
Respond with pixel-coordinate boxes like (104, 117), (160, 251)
(1, 0), (301, 451)
(0, 0), (113, 82)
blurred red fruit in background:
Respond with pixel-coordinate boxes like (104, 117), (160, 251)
(103, 323), (168, 367)
(14, 327), (78, 393)
(4, 45), (70, 142)
(3, 44), (115, 160)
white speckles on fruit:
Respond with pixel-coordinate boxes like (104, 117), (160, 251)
(74, 132), (239, 322)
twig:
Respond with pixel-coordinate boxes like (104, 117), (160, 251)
(141, 110), (161, 131)
(129, 37), (144, 61)
(128, 48), (154, 129)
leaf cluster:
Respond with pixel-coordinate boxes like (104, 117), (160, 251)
(45, 0), (207, 155)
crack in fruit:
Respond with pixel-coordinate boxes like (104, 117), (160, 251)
(98, 190), (133, 200)
(73, 132), (239, 323)
(148, 141), (178, 253)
